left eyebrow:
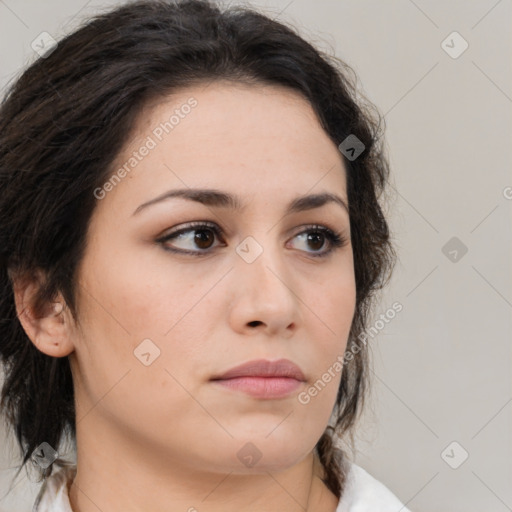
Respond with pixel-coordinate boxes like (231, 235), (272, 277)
(132, 188), (349, 217)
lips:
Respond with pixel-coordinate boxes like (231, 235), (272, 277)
(210, 358), (306, 399)
(210, 358), (306, 382)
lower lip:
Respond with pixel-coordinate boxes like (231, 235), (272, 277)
(211, 377), (303, 399)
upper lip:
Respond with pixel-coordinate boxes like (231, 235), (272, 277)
(211, 359), (306, 381)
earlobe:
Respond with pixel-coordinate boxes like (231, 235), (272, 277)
(11, 274), (75, 358)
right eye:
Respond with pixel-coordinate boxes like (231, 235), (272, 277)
(156, 221), (225, 256)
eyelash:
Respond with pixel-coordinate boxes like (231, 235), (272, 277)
(156, 221), (348, 259)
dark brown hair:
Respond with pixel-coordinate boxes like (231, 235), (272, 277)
(0, 0), (395, 500)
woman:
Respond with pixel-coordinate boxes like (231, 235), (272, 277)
(0, 1), (409, 510)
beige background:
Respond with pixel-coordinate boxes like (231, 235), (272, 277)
(0, 1), (511, 511)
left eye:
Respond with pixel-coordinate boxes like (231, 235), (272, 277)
(157, 222), (347, 258)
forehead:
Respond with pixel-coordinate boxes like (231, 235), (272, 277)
(97, 80), (347, 217)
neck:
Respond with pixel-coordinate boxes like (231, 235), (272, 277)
(68, 420), (339, 512)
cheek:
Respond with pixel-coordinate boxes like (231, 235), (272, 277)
(71, 260), (200, 426)
(303, 270), (355, 394)
(76, 247), (218, 385)
(80, 241), (185, 335)
(312, 268), (356, 336)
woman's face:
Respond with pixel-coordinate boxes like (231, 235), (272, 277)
(69, 81), (356, 474)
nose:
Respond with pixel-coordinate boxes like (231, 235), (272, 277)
(228, 238), (299, 337)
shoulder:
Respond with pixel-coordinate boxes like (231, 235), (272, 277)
(337, 460), (412, 512)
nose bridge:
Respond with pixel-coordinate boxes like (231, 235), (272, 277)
(224, 222), (304, 337)
(234, 232), (296, 308)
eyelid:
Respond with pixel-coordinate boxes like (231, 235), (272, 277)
(157, 220), (222, 242)
(157, 219), (347, 239)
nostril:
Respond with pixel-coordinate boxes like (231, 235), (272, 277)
(248, 320), (263, 327)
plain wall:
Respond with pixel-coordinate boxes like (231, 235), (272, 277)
(0, 1), (510, 511)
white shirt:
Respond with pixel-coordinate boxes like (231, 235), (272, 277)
(33, 461), (412, 511)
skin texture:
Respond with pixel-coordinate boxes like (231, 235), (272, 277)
(14, 81), (355, 512)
